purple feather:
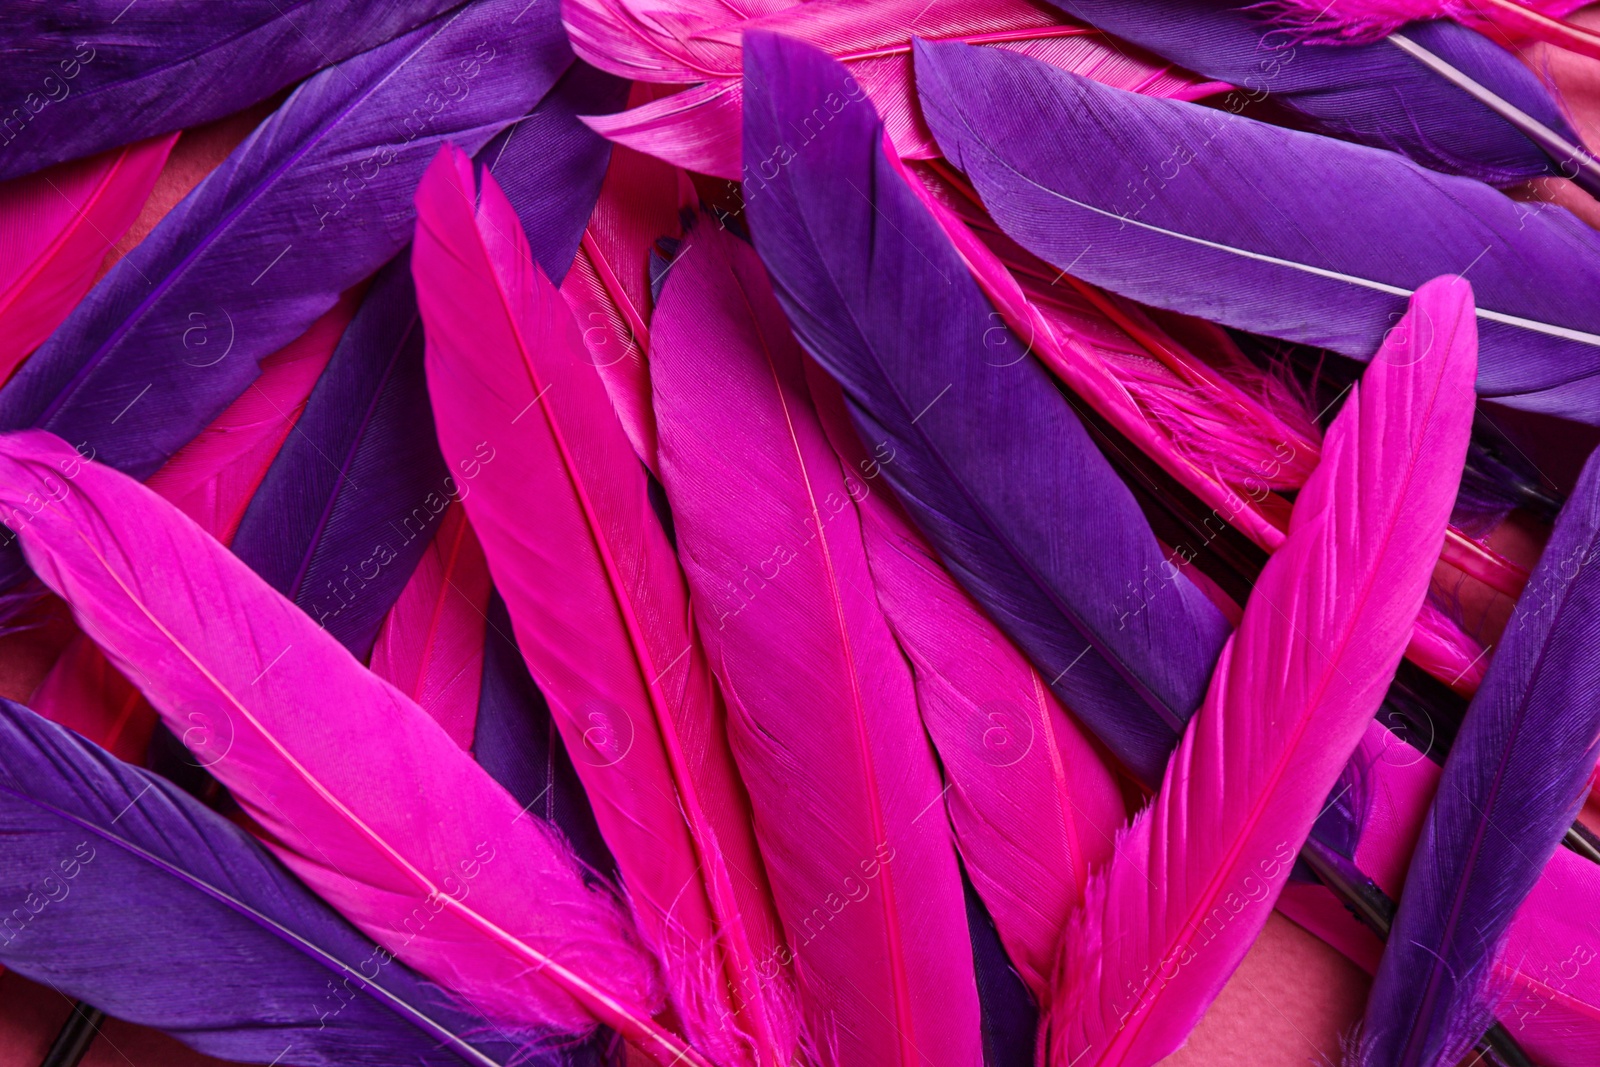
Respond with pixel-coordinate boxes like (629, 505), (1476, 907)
(913, 40), (1600, 425)
(0, 698), (585, 1067)
(1048, 3), (1583, 188)
(741, 31), (1230, 786)
(0, 1), (462, 180)
(1358, 447), (1600, 1066)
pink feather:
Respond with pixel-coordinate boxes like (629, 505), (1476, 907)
(0, 134), (175, 382)
(807, 368), (1128, 1002)
(369, 501), (491, 750)
(412, 144), (796, 1067)
(1043, 276), (1478, 1065)
(651, 217), (983, 1067)
(568, 0), (1227, 179)
(1267, 0), (1599, 54)
(0, 429), (680, 1055)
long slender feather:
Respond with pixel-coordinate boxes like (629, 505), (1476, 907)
(370, 503), (491, 751)
(1046, 277), (1476, 1065)
(0, 136), (174, 379)
(569, 0), (1224, 180)
(914, 39), (1600, 424)
(807, 369), (1127, 1001)
(231, 255), (449, 660)
(0, 430), (689, 1061)
(1358, 445), (1600, 1065)
(652, 210), (982, 1067)
(0, 1), (463, 180)
(1049, 2), (1585, 186)
(741, 31), (1230, 787)
(413, 144), (795, 1066)
(0, 698), (575, 1067)
(0, 0), (571, 497)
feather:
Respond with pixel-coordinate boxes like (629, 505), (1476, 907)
(370, 503), (491, 751)
(230, 255), (448, 660)
(1358, 445), (1600, 1065)
(412, 144), (795, 1066)
(1047, 3), (1585, 187)
(1045, 277), (1476, 1065)
(0, 1), (464, 180)
(914, 40), (1600, 425)
(569, 0), (1225, 180)
(1266, 0), (1600, 63)
(741, 31), (1231, 787)
(0, 698), (576, 1067)
(0, 429), (690, 1061)
(560, 112), (691, 473)
(0, 135), (174, 380)
(0, 0), (571, 496)
(806, 368), (1126, 1001)
(651, 210), (982, 1066)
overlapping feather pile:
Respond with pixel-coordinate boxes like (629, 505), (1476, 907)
(1, 2), (1599, 1065)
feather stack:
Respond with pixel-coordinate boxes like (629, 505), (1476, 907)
(0, 429), (686, 1060)
(740, 31), (1231, 787)
(652, 209), (982, 1066)
(412, 144), (794, 1066)
(1358, 444), (1600, 1065)
(566, 0), (1225, 180)
(0, 135), (174, 379)
(914, 40), (1600, 425)
(0, 699), (574, 1067)
(1046, 277), (1476, 1065)
(807, 370), (1127, 1001)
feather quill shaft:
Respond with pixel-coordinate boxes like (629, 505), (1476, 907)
(652, 208), (983, 1067)
(1046, 277), (1476, 1065)
(1358, 445), (1600, 1065)
(914, 39), (1600, 424)
(412, 144), (793, 1066)
(0, 429), (686, 1060)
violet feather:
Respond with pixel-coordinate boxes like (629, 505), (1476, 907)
(0, 0), (463, 180)
(0, 698), (579, 1067)
(741, 31), (1230, 786)
(1358, 445), (1600, 1066)
(913, 40), (1600, 425)
(1048, 3), (1583, 187)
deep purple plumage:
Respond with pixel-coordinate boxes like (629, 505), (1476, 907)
(913, 40), (1600, 425)
(0, 698), (573, 1067)
(1048, 3), (1581, 187)
(741, 31), (1230, 786)
(0, 1), (462, 180)
(1358, 447), (1600, 1066)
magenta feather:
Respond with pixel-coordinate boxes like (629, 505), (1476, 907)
(0, 135), (174, 383)
(0, 429), (680, 1056)
(567, 0), (1225, 179)
(412, 144), (795, 1067)
(1045, 276), (1477, 1065)
(651, 216), (983, 1067)
(1267, 0), (1595, 51)
(808, 369), (1127, 1002)
(370, 502), (491, 752)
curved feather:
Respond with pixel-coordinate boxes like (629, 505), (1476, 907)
(571, 0), (1224, 180)
(0, 429), (681, 1058)
(1049, 3), (1583, 186)
(1359, 445), (1600, 1065)
(0, 0), (571, 496)
(915, 39), (1600, 424)
(741, 31), (1231, 787)
(1046, 277), (1476, 1065)
(0, 136), (174, 380)
(0, 698), (569, 1067)
(0, 1), (462, 180)
(807, 370), (1126, 1001)
(370, 503), (491, 751)
(231, 255), (448, 660)
(412, 144), (794, 1067)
